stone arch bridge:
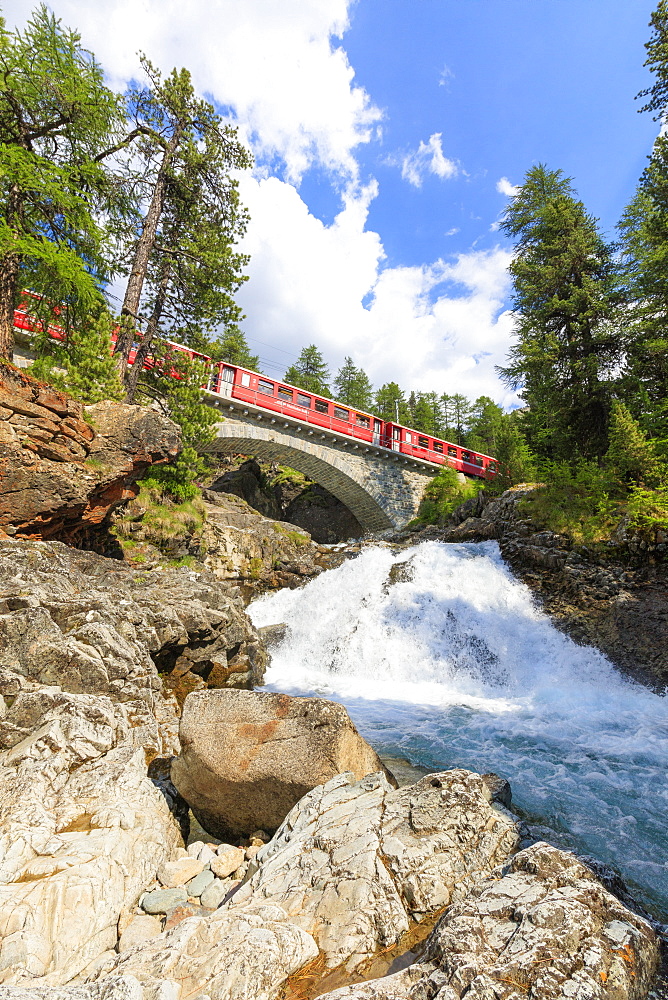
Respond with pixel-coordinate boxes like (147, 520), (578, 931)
(202, 392), (439, 532)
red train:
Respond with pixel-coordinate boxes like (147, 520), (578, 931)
(12, 294), (497, 478)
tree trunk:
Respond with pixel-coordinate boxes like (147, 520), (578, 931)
(125, 258), (171, 403)
(115, 131), (181, 382)
(0, 252), (20, 361)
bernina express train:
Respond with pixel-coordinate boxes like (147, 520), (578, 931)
(13, 293), (497, 478)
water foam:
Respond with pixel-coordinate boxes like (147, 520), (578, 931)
(249, 540), (668, 915)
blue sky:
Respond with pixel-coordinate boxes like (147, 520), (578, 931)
(3, 0), (662, 405)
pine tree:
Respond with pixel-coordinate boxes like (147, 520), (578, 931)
(29, 312), (124, 403)
(284, 345), (331, 396)
(213, 328), (260, 371)
(334, 357), (374, 411)
(499, 164), (621, 459)
(373, 382), (411, 423)
(605, 400), (662, 485)
(466, 396), (504, 454)
(0, 6), (125, 359)
(491, 414), (536, 492)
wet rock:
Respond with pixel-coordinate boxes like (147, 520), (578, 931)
(140, 887), (188, 915)
(118, 915), (162, 954)
(229, 769), (520, 972)
(171, 689), (397, 839)
(258, 623), (289, 648)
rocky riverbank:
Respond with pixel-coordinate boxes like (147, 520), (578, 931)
(395, 485), (668, 692)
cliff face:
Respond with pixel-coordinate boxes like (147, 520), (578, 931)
(0, 364), (180, 547)
(404, 486), (668, 691)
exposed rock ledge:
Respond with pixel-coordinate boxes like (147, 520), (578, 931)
(398, 486), (668, 691)
(0, 364), (180, 547)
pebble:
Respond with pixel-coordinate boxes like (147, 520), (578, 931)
(118, 915), (162, 953)
(199, 877), (228, 909)
(157, 856), (205, 887)
(185, 868), (215, 898)
(210, 845), (244, 879)
(141, 886), (188, 914)
(245, 844), (261, 861)
(163, 903), (202, 932)
(187, 841), (217, 865)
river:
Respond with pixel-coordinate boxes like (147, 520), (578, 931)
(248, 539), (668, 919)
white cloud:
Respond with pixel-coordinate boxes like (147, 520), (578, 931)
(438, 63), (454, 88)
(445, 227), (460, 237)
(399, 133), (458, 188)
(2, 0), (381, 182)
(496, 177), (520, 197)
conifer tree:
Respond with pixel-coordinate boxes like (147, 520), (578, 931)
(284, 345), (331, 396)
(373, 382), (411, 423)
(334, 356), (374, 410)
(213, 328), (260, 371)
(499, 164), (621, 459)
(605, 399), (662, 485)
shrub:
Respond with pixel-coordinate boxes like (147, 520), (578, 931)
(413, 466), (484, 525)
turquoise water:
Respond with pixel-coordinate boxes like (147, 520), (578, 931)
(249, 540), (668, 917)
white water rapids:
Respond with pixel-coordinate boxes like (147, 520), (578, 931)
(249, 539), (668, 916)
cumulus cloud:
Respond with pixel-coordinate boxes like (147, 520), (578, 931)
(399, 133), (458, 188)
(496, 177), (520, 197)
(2, 0), (381, 181)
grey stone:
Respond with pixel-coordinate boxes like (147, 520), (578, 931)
(184, 868), (215, 898)
(171, 689), (397, 839)
(199, 876), (229, 909)
(140, 887), (188, 915)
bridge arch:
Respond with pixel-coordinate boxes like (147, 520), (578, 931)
(204, 415), (432, 531)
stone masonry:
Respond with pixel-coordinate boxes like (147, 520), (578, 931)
(202, 396), (436, 531)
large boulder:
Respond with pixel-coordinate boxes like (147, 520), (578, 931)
(316, 842), (660, 999)
(171, 689), (398, 838)
(228, 769), (521, 971)
(0, 364), (180, 546)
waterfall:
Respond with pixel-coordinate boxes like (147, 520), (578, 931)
(249, 539), (668, 916)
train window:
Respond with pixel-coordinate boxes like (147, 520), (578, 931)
(258, 378), (274, 395)
(461, 451), (471, 462)
(278, 387), (293, 401)
(356, 415), (370, 428)
(418, 436), (429, 448)
(473, 455), (484, 466)
(297, 393), (311, 408)
(222, 366), (234, 383)
(488, 461), (497, 473)
(393, 427), (401, 440)
(448, 446), (457, 457)
(405, 432), (412, 443)
(315, 399), (329, 413)
(240, 372), (251, 388)
(433, 442), (443, 453)
(334, 406), (349, 421)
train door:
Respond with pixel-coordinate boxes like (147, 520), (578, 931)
(218, 365), (235, 396)
(392, 425), (401, 452)
(373, 419), (382, 445)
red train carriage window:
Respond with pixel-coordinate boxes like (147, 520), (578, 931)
(473, 455), (484, 467)
(461, 451), (471, 462)
(315, 399), (329, 413)
(448, 446), (457, 457)
(258, 378), (275, 395)
(297, 393), (311, 408)
(240, 372), (251, 388)
(433, 442), (443, 453)
(334, 406), (349, 421)
(405, 432), (412, 443)
(418, 436), (429, 448)
(222, 366), (234, 383)
(393, 427), (401, 440)
(278, 387), (293, 401)
(356, 415), (370, 428)
(488, 461), (498, 473)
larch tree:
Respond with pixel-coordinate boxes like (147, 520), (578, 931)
(498, 164), (621, 460)
(334, 357), (374, 410)
(0, 5), (124, 359)
(113, 57), (251, 386)
(284, 345), (331, 396)
(373, 382), (411, 424)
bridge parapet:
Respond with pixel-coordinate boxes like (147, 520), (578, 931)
(203, 393), (437, 531)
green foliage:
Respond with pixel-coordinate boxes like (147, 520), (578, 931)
(413, 466), (484, 526)
(138, 347), (218, 500)
(624, 484), (668, 535)
(0, 5), (126, 356)
(373, 382), (411, 423)
(499, 164), (621, 459)
(486, 414), (536, 494)
(272, 523), (309, 546)
(605, 399), (663, 485)
(212, 327), (260, 371)
(28, 312), (124, 403)
(284, 345), (331, 396)
(520, 460), (617, 543)
(334, 357), (374, 411)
